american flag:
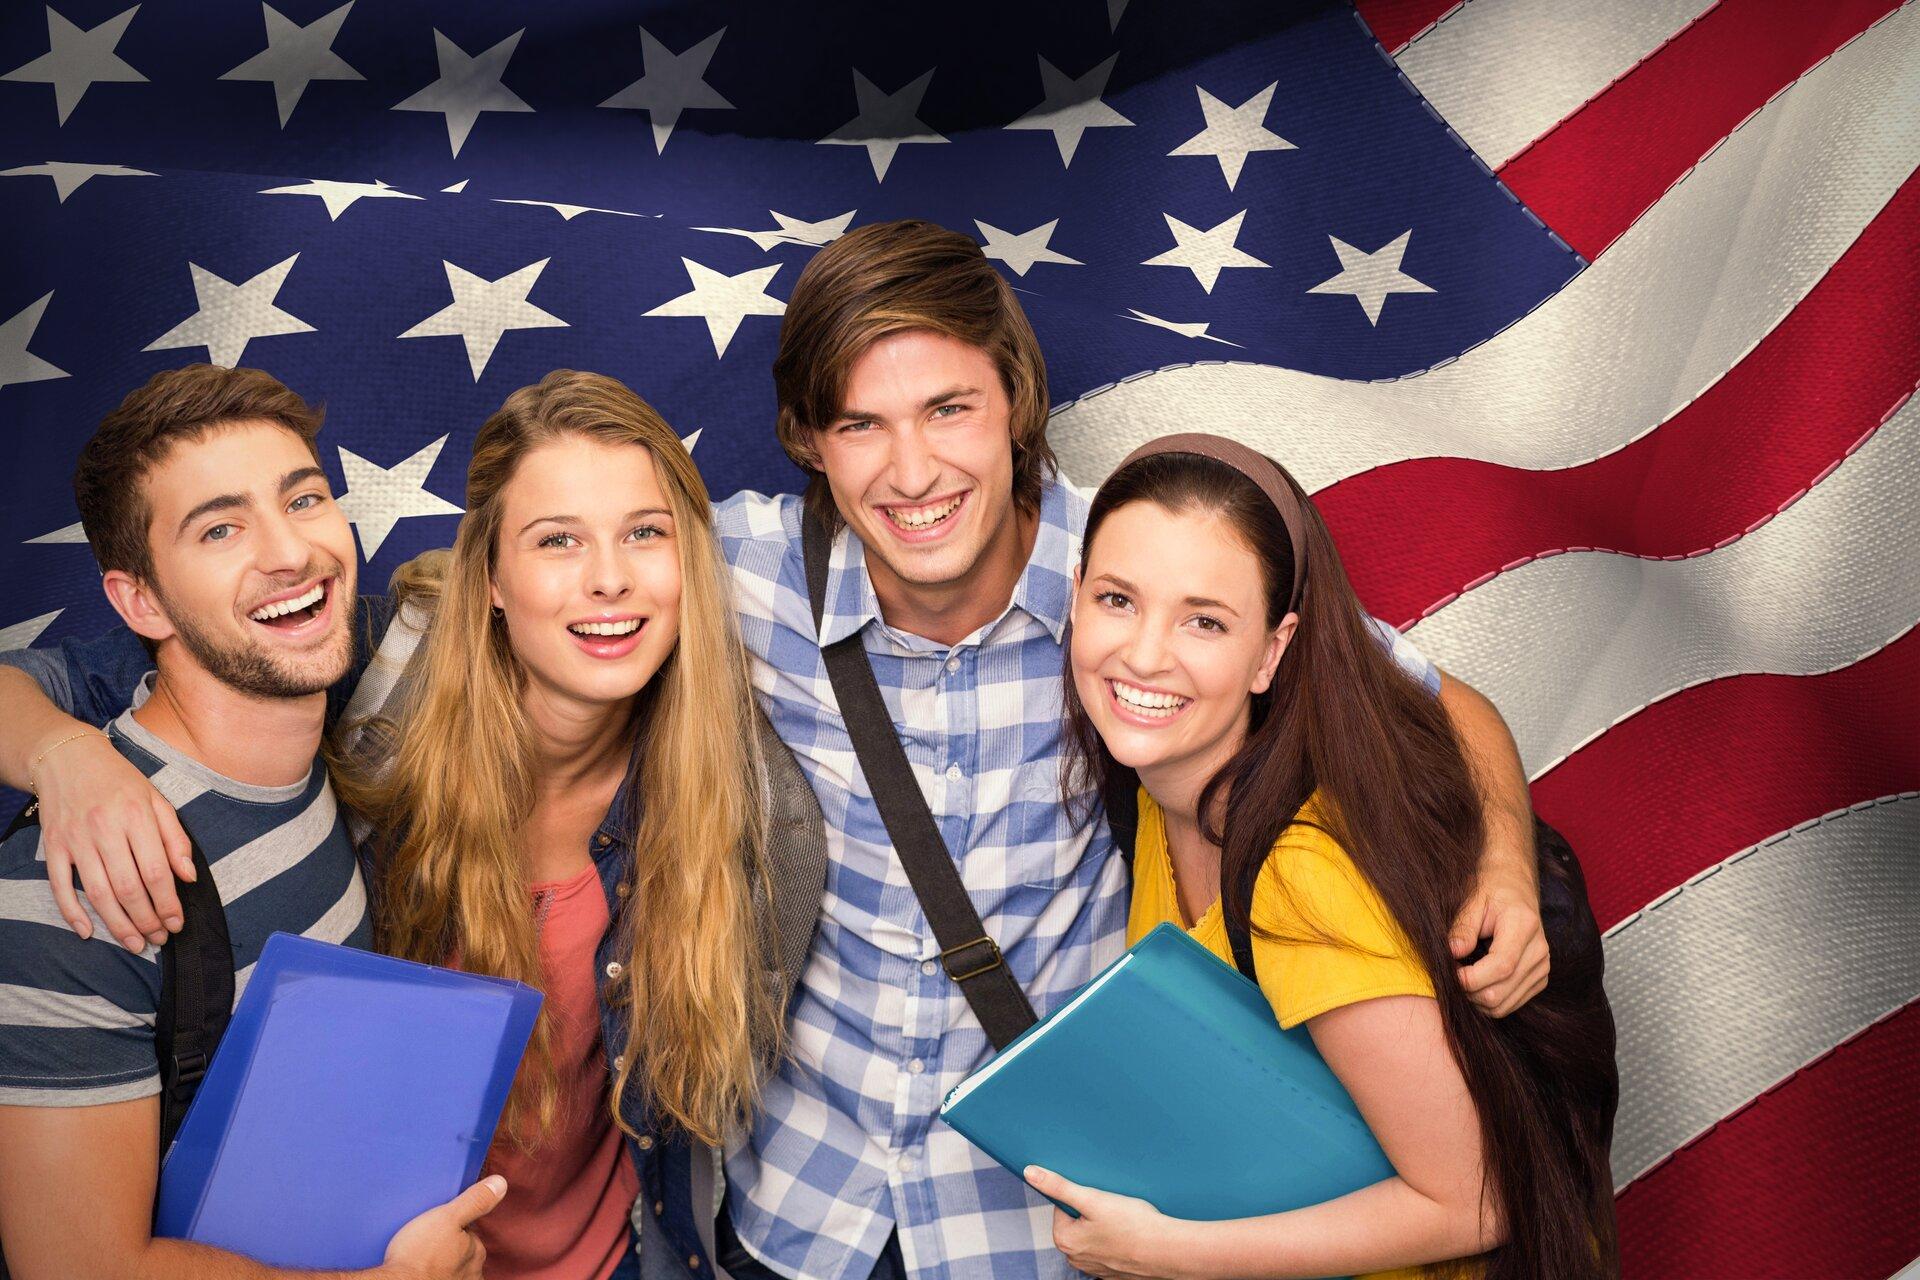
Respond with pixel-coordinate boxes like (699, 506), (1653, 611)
(1, 1), (1914, 1275)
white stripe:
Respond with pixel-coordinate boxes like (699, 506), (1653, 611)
(146, 763), (209, 810)
(1393, 0), (1716, 168)
(0, 980), (154, 1030)
(0, 879), (160, 959)
(0, 1077), (159, 1107)
(338, 597), (431, 741)
(1406, 394), (1920, 778)
(207, 783), (340, 903)
(1892, 1253), (1920, 1280)
(1607, 794), (1920, 1184)
(1048, 3), (1920, 493)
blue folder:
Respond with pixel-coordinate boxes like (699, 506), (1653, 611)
(155, 932), (542, 1269)
(941, 922), (1394, 1223)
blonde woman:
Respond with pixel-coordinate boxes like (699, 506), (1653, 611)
(5, 371), (821, 1280)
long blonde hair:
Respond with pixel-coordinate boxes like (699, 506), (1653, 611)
(333, 370), (780, 1145)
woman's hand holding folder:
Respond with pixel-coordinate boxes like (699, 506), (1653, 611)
(1024, 1166), (1191, 1280)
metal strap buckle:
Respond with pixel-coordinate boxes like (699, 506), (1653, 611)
(941, 936), (1004, 983)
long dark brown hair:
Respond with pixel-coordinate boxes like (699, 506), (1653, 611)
(1063, 451), (1618, 1279)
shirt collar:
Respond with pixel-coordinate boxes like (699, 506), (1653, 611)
(811, 473), (1080, 650)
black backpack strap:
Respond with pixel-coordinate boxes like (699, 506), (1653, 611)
(154, 830), (234, 1157)
(1101, 755), (1141, 864)
(801, 512), (1038, 1050)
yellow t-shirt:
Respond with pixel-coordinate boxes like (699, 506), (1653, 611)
(1126, 789), (1446, 1280)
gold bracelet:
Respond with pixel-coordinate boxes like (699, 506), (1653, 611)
(27, 729), (109, 796)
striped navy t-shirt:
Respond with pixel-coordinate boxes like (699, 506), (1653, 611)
(0, 680), (371, 1107)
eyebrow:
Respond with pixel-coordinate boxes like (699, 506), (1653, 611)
(175, 467), (329, 538)
(517, 507), (672, 536)
(1091, 572), (1242, 617)
(833, 385), (984, 424)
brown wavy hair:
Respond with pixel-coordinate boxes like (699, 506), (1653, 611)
(1063, 450), (1618, 1279)
(333, 370), (780, 1146)
(771, 218), (1056, 525)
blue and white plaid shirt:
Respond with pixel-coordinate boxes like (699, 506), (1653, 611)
(713, 476), (1437, 1280)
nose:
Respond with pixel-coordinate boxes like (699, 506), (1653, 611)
(1120, 614), (1174, 680)
(584, 538), (634, 602)
(255, 507), (313, 578)
(888, 424), (939, 499)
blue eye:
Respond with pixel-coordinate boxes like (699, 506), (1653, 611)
(204, 524), (234, 542)
(628, 524), (667, 541)
(289, 493), (321, 512)
(838, 420), (873, 434)
(538, 532), (577, 549)
(933, 404), (964, 418)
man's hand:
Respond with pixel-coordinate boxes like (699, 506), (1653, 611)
(379, 1175), (505, 1280)
(1434, 669), (1549, 1017)
(1450, 857), (1549, 1018)
(31, 727), (193, 953)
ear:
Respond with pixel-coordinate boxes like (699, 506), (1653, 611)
(1067, 563), (1083, 625)
(102, 569), (176, 645)
(1249, 611), (1298, 695)
(488, 574), (504, 612)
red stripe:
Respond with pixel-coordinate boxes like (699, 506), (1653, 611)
(1318, 169), (1920, 631)
(1498, 0), (1900, 259)
(1353, 0), (1460, 53)
(1617, 1000), (1920, 1279)
(1528, 627), (1920, 933)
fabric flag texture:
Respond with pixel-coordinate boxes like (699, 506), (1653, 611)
(0, 1), (1914, 1275)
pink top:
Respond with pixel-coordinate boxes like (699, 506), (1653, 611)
(476, 864), (639, 1280)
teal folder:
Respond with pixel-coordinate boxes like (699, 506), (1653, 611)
(940, 922), (1394, 1222)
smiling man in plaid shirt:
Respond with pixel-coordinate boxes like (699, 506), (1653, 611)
(705, 219), (1550, 1280)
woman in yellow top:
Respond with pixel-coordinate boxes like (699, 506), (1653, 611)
(1026, 434), (1617, 1280)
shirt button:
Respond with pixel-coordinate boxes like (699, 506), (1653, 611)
(921, 960), (937, 977)
(908, 1058), (924, 1075)
(898, 1154), (917, 1172)
(638, 1134), (655, 1150)
(689, 1257), (701, 1270)
(613, 1054), (625, 1071)
(945, 657), (959, 673)
(596, 833), (612, 848)
(615, 882), (631, 899)
(605, 960), (623, 979)
(945, 764), (962, 781)
(653, 1201), (664, 1216)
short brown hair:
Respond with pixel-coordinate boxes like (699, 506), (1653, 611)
(75, 364), (325, 581)
(772, 219), (1056, 523)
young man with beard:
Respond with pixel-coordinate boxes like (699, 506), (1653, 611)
(0, 365), (501, 1280)
(703, 220), (1548, 1280)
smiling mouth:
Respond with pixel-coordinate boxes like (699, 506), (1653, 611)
(247, 579), (330, 631)
(568, 618), (643, 638)
(1109, 678), (1192, 721)
(879, 491), (967, 534)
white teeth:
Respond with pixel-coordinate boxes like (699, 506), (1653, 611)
(1111, 681), (1190, 718)
(885, 494), (964, 529)
(569, 619), (642, 637)
(249, 582), (324, 621)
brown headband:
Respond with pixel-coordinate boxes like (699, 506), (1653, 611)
(1113, 432), (1308, 616)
